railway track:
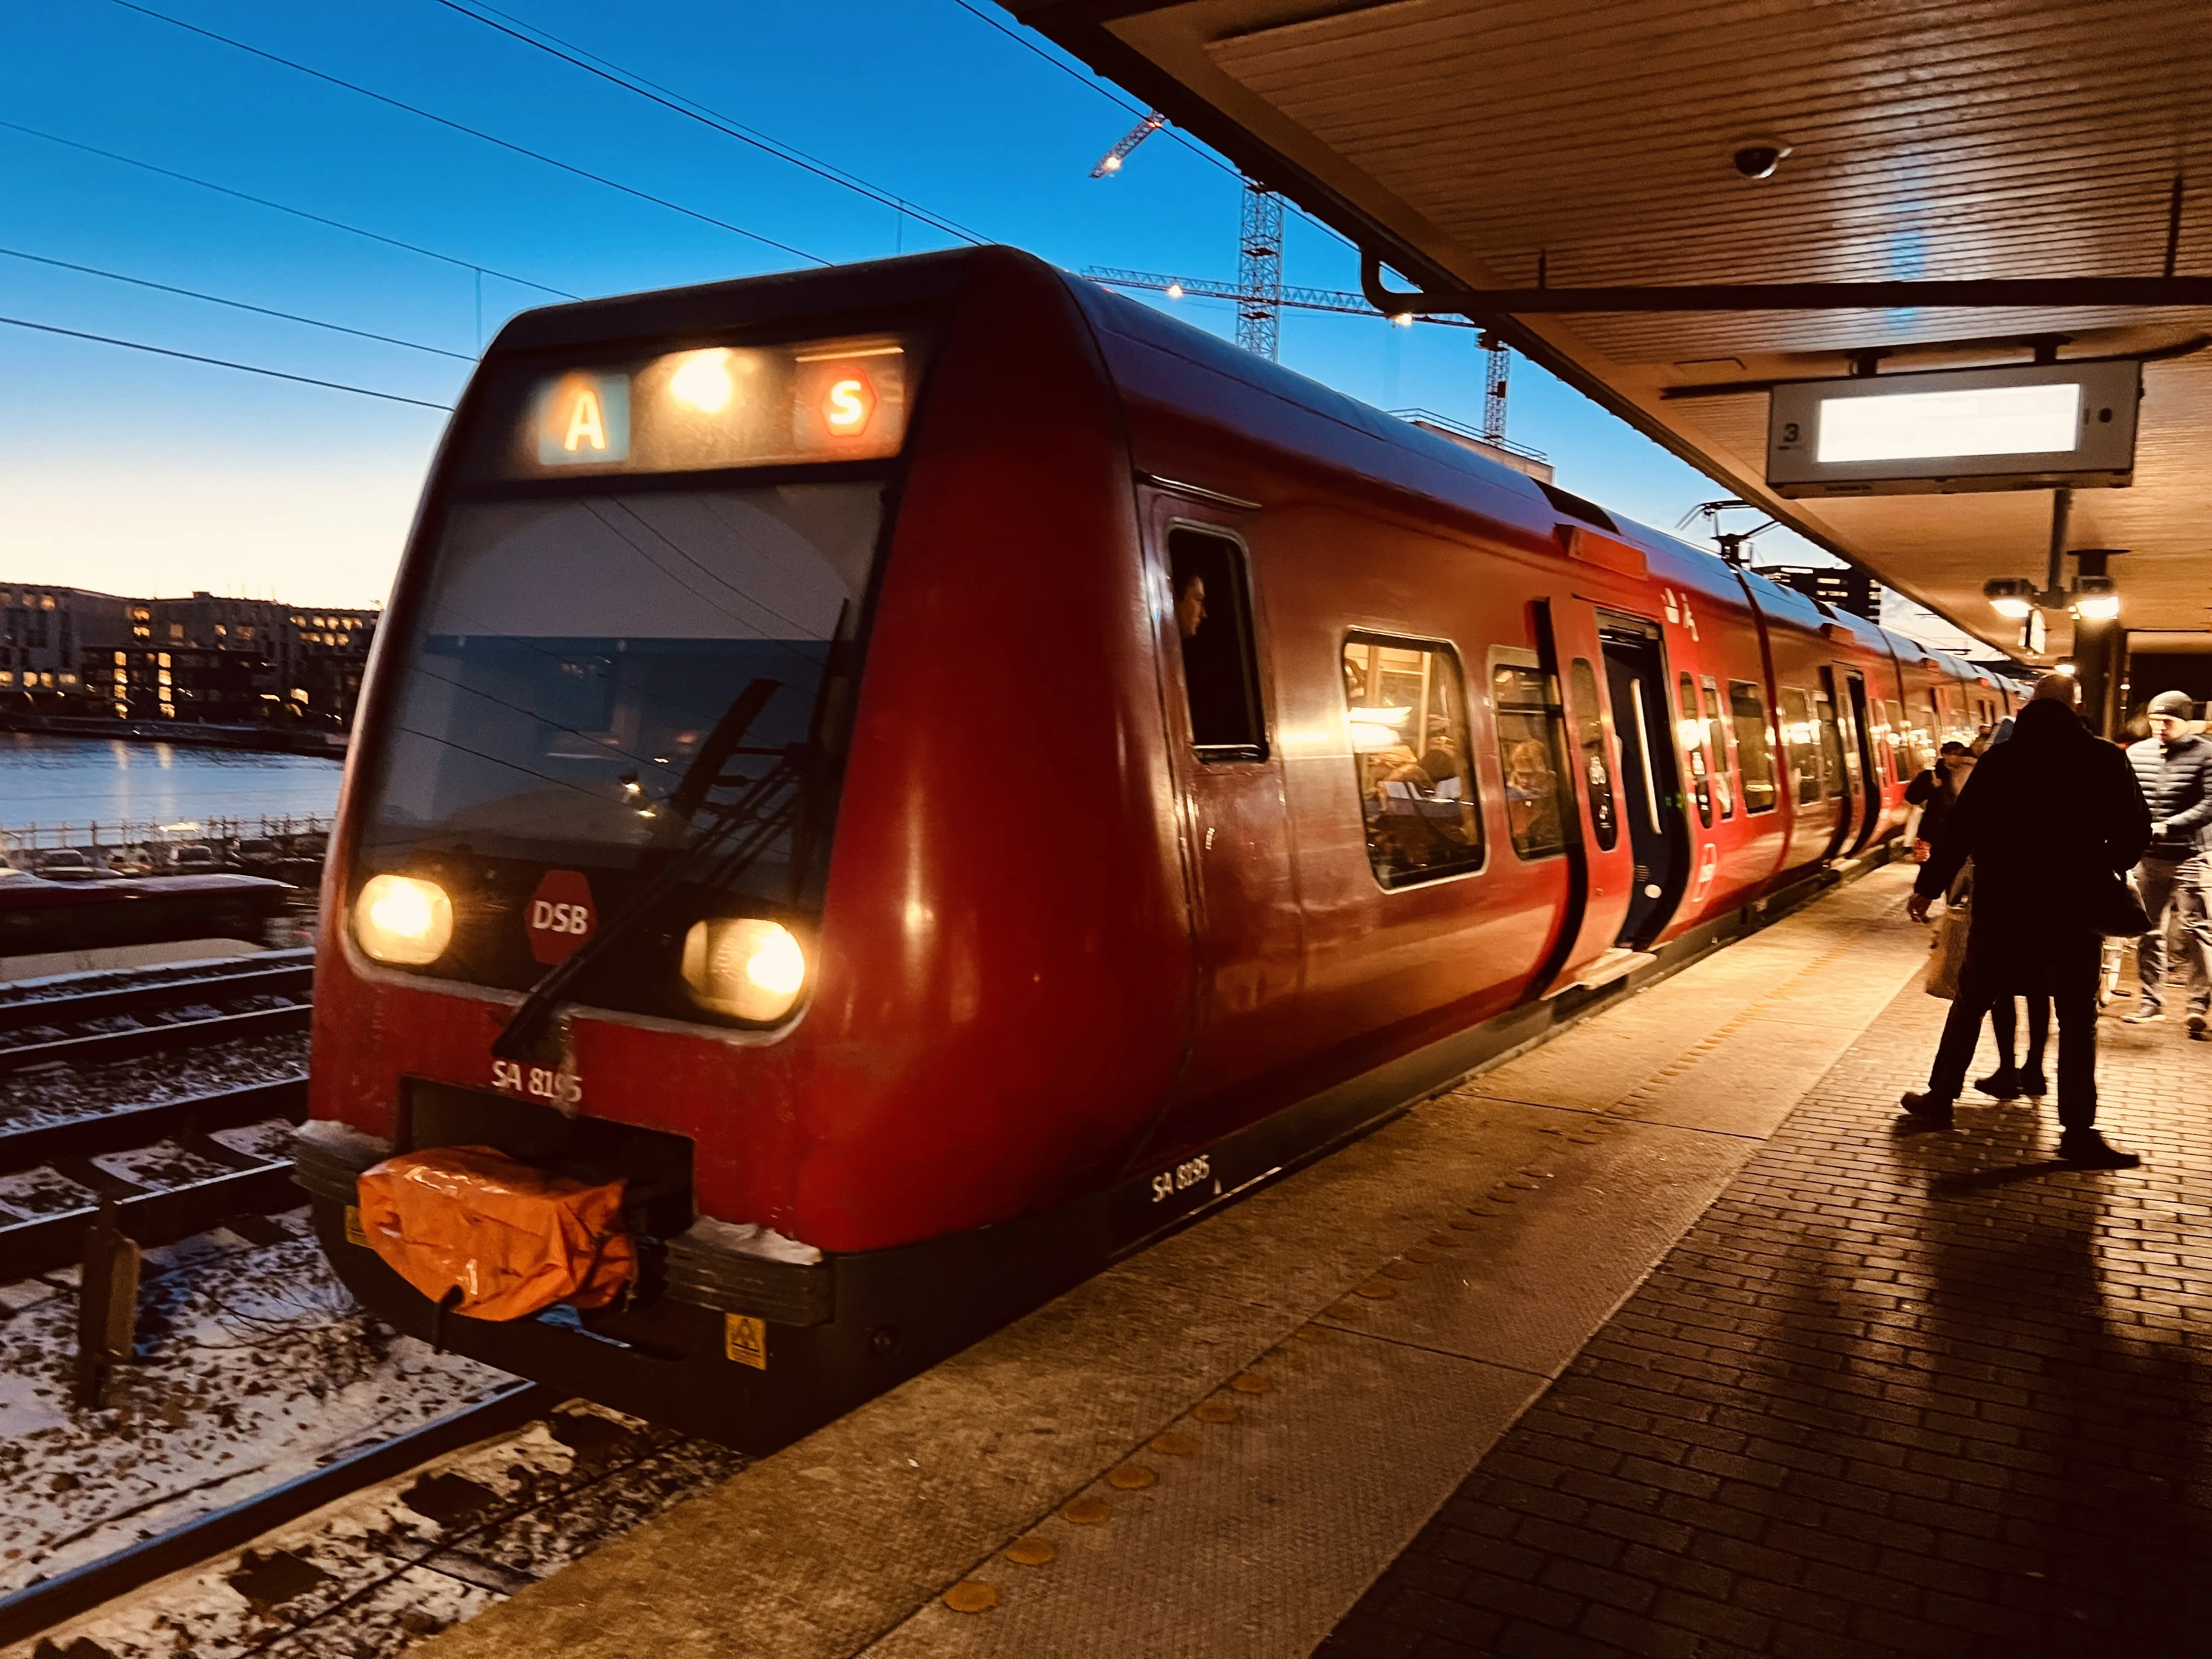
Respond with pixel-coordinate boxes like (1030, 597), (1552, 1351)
(0, 952), (318, 1280)
(0, 1383), (561, 1650)
(0, 951), (313, 1074)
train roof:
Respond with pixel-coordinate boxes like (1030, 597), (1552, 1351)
(487, 246), (2007, 686)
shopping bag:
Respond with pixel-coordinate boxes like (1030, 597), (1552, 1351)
(1925, 905), (1970, 1001)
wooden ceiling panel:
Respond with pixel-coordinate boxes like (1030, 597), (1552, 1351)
(1010, 0), (2212, 655)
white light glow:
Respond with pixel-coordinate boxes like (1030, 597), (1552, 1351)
(1989, 596), (2034, 619)
(2074, 591), (2121, 620)
(355, 874), (453, 966)
(668, 349), (735, 414)
(1816, 382), (2079, 464)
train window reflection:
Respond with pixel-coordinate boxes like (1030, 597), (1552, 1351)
(1168, 528), (1267, 761)
(1780, 687), (1820, 805)
(1677, 673), (1713, 828)
(1700, 676), (1735, 819)
(1343, 633), (1483, 886)
(1728, 680), (1778, 814)
(1570, 658), (1616, 852)
(358, 484), (879, 892)
(1492, 652), (1571, 860)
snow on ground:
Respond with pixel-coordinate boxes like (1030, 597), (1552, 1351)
(0, 1209), (510, 1595)
(10, 1404), (743, 1658)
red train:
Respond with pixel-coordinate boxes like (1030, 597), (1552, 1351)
(295, 249), (2014, 1448)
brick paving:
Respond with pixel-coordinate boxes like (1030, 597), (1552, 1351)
(1322, 971), (2212, 1659)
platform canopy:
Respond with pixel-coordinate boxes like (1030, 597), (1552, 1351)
(1008, 1), (2212, 681)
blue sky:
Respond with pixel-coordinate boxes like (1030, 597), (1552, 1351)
(0, 0), (1829, 608)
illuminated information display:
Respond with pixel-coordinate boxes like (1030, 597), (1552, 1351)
(1766, 359), (2140, 496)
(518, 334), (916, 476)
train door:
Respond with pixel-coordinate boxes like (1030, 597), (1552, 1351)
(1600, 615), (1688, 947)
(1841, 669), (1883, 854)
(1153, 515), (1302, 1108)
(1531, 599), (1636, 992)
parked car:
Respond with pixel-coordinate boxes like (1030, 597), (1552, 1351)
(170, 844), (221, 872)
(32, 849), (123, 882)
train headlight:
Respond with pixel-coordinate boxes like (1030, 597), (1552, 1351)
(355, 874), (454, 966)
(681, 917), (808, 1023)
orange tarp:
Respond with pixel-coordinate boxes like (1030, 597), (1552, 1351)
(356, 1146), (635, 1321)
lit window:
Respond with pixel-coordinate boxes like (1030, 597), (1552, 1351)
(157, 653), (171, 668)
(0, 672), (13, 686)
(1496, 653), (1572, 859)
(1344, 633), (1484, 887)
(112, 651), (126, 666)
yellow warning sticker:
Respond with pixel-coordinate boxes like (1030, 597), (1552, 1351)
(724, 1313), (768, 1370)
(343, 1204), (368, 1248)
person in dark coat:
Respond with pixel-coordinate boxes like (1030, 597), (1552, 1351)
(1904, 696), (2153, 1166)
(2121, 690), (2212, 1033)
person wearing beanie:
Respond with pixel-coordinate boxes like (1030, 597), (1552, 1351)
(2123, 690), (2212, 1035)
(1905, 697), (2152, 1166)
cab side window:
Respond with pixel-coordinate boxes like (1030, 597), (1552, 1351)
(1492, 652), (1571, 859)
(1168, 527), (1266, 761)
(1344, 634), (1484, 887)
(1728, 680), (1778, 814)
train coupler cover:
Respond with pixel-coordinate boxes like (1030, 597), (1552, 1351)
(356, 1146), (636, 1321)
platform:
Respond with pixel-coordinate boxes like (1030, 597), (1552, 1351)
(416, 865), (2208, 1659)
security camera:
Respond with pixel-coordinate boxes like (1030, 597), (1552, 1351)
(1732, 140), (1793, 180)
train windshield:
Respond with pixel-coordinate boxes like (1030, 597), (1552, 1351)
(357, 482), (878, 900)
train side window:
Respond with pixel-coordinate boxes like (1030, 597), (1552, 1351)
(1780, 687), (1821, 804)
(1491, 651), (1571, 859)
(1699, 676), (1735, 819)
(1676, 673), (1713, 828)
(1728, 681), (1778, 814)
(1570, 658), (1617, 852)
(1343, 634), (1484, 886)
(1880, 698), (1909, 781)
(1814, 685), (1847, 797)
(1167, 527), (1266, 761)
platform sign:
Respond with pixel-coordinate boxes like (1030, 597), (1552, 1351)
(1766, 360), (2140, 496)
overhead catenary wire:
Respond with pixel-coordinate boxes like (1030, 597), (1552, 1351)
(944, 0), (1356, 253)
(0, 315), (453, 410)
(0, 119), (574, 298)
(0, 245), (476, 360)
(105, 0), (829, 267)
(435, 0), (990, 247)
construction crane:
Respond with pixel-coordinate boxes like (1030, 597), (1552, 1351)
(1084, 118), (1514, 438)
(1085, 266), (1526, 450)
(1091, 112), (1166, 178)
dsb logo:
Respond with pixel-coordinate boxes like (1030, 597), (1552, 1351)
(526, 870), (595, 965)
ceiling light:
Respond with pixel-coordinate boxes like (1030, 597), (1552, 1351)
(1983, 577), (2036, 619)
(2073, 575), (2120, 620)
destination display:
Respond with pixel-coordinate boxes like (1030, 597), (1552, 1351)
(515, 335), (916, 476)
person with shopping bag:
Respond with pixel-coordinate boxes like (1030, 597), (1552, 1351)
(1903, 696), (2152, 1166)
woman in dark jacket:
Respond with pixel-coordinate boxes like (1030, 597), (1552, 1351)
(1906, 742), (1973, 859)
